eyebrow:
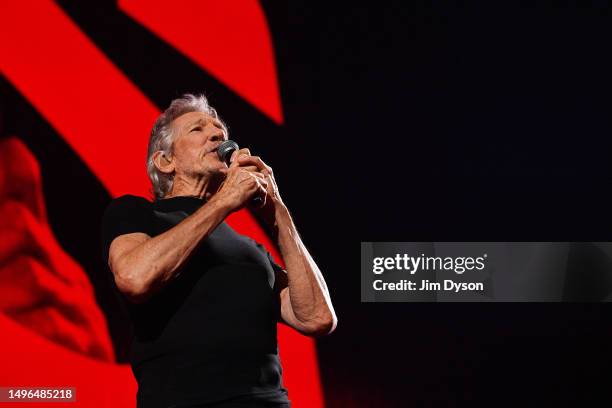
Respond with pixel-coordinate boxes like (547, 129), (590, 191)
(184, 118), (228, 141)
(186, 118), (206, 130)
(186, 118), (226, 130)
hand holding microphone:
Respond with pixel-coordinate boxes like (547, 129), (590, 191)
(217, 140), (266, 209)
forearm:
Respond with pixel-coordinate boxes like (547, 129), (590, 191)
(274, 204), (336, 329)
(116, 195), (230, 300)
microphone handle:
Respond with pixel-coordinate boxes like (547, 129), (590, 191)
(251, 195), (264, 207)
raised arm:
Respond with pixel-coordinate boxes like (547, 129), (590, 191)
(108, 153), (268, 303)
(275, 205), (338, 337)
(237, 154), (338, 337)
(107, 195), (229, 303)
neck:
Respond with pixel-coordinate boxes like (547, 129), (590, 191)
(164, 173), (222, 201)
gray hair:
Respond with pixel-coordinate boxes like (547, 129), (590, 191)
(147, 93), (226, 200)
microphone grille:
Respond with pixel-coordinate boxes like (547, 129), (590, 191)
(217, 140), (239, 164)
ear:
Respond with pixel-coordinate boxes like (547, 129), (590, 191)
(152, 151), (175, 175)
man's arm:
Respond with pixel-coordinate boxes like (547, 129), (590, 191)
(108, 154), (268, 303)
(272, 205), (337, 337)
(108, 195), (230, 303)
(232, 153), (338, 337)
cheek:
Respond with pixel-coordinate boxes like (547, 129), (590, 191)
(202, 153), (221, 168)
(174, 143), (200, 165)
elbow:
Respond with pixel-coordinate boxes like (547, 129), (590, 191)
(303, 312), (338, 338)
(114, 272), (153, 304)
(110, 254), (156, 304)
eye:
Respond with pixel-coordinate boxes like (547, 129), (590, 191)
(190, 126), (202, 132)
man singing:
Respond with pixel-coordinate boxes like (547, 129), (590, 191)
(101, 94), (337, 407)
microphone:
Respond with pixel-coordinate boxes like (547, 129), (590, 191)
(217, 140), (264, 207)
(216, 140), (239, 165)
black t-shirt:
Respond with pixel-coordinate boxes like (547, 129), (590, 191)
(101, 194), (290, 407)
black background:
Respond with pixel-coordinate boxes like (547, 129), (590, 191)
(3, 1), (612, 406)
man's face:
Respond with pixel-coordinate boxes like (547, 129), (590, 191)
(169, 111), (228, 181)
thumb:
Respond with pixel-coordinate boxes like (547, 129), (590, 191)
(229, 150), (240, 168)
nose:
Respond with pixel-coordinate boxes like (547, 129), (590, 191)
(213, 133), (228, 147)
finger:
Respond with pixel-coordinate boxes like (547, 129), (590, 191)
(231, 148), (251, 163)
(239, 170), (264, 182)
(229, 148), (250, 168)
(238, 155), (270, 173)
(236, 168), (264, 180)
(229, 152), (241, 169)
(255, 180), (268, 207)
(238, 164), (260, 173)
(258, 189), (267, 207)
(249, 175), (267, 190)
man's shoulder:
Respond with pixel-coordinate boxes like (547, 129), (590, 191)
(103, 194), (153, 217)
(109, 194), (151, 205)
(100, 195), (153, 263)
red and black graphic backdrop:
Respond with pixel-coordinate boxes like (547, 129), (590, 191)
(5, 2), (612, 408)
(0, 1), (331, 407)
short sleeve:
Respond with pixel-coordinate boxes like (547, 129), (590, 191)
(247, 237), (288, 291)
(100, 194), (153, 265)
(261, 244), (289, 292)
(266, 251), (286, 276)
